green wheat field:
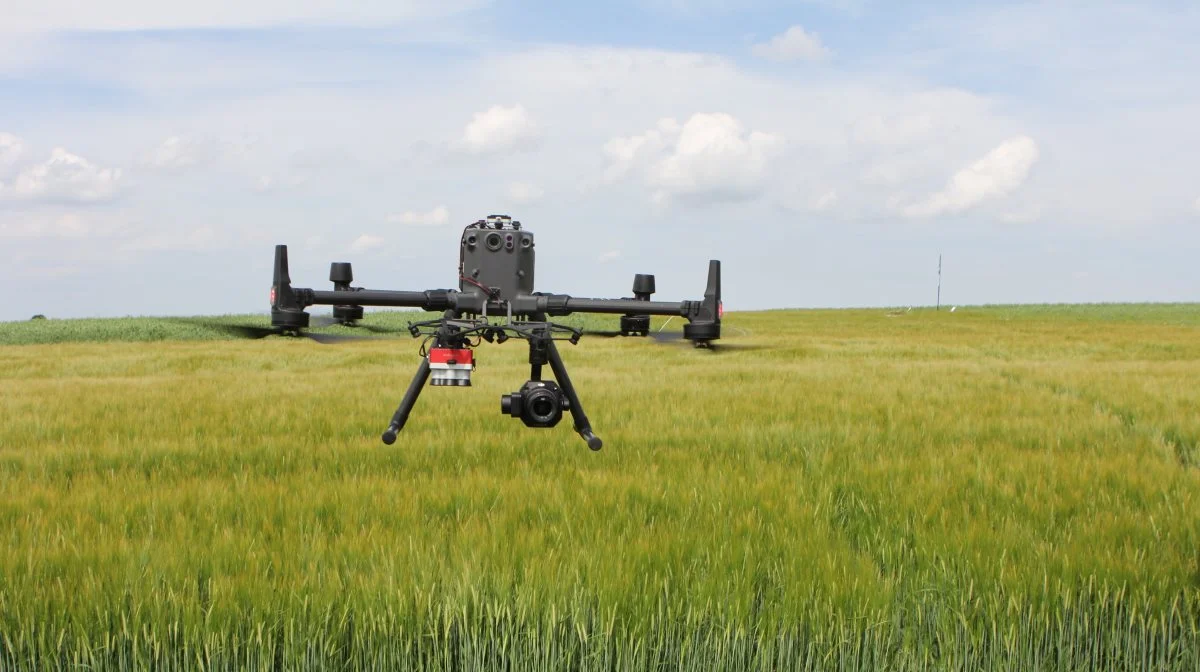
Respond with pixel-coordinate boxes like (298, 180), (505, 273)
(1, 305), (1198, 670)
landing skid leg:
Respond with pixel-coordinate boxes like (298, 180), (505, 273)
(545, 339), (603, 451)
(381, 309), (459, 445)
(381, 358), (431, 445)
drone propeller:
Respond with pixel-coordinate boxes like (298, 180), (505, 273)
(651, 331), (686, 343)
(689, 341), (766, 353)
(207, 323), (280, 340)
(585, 319), (763, 353)
(581, 329), (685, 344)
(350, 322), (411, 335)
(308, 315), (344, 328)
(581, 329), (623, 338)
(581, 328), (761, 351)
(177, 319), (377, 344)
(307, 313), (413, 335)
(302, 331), (378, 344)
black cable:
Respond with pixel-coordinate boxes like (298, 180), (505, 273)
(459, 275), (492, 295)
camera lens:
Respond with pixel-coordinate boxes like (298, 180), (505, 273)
(522, 386), (563, 426)
(529, 395), (555, 421)
(466, 235), (477, 246)
(485, 232), (503, 250)
(501, 381), (565, 428)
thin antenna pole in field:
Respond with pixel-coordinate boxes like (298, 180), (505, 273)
(936, 253), (942, 311)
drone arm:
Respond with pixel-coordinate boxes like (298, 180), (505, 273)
(288, 287), (696, 318)
(540, 297), (691, 317)
(302, 289), (458, 311)
(534, 260), (720, 322)
(539, 260), (722, 341)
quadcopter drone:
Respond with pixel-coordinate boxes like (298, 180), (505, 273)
(267, 215), (722, 450)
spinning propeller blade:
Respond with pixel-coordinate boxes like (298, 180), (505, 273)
(580, 328), (694, 345)
(690, 341), (765, 353)
(179, 318), (377, 344)
(580, 329), (624, 338)
(353, 323), (411, 334)
(205, 323), (280, 340)
(302, 331), (377, 344)
(308, 315), (343, 328)
(307, 313), (411, 334)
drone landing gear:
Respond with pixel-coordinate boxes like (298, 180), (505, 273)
(499, 331), (602, 450)
(381, 313), (602, 451)
(539, 337), (603, 451)
(382, 308), (461, 445)
(381, 357), (431, 445)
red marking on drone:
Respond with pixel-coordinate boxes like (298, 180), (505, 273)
(718, 301), (724, 318)
(269, 286), (277, 307)
(428, 348), (474, 366)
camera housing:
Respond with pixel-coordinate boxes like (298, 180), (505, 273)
(459, 215), (535, 300)
(501, 380), (569, 428)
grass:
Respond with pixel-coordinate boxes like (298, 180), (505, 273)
(0, 304), (1198, 669)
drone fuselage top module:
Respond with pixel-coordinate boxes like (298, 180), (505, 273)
(269, 215), (722, 450)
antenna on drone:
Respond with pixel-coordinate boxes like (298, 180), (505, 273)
(936, 253), (942, 311)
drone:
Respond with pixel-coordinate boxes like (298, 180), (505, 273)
(266, 215), (722, 450)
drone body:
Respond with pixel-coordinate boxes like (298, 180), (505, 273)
(269, 215), (722, 449)
(458, 222), (537, 301)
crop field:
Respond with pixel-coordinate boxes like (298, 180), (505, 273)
(1, 305), (1198, 670)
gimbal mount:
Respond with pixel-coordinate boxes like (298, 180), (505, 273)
(384, 311), (600, 448)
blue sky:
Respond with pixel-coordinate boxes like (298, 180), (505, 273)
(1, 0), (1198, 320)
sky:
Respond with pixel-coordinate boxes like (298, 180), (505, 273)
(1, 0), (1198, 320)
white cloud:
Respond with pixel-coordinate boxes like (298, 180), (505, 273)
(0, 133), (23, 171)
(141, 136), (208, 171)
(457, 104), (539, 154)
(752, 25), (831, 62)
(349, 234), (385, 253)
(902, 136), (1040, 218)
(597, 250), (621, 263)
(606, 112), (782, 206)
(1000, 203), (1043, 224)
(2, 0), (484, 32)
(0, 212), (89, 239)
(253, 173), (308, 192)
(119, 226), (216, 253)
(651, 114), (782, 200)
(506, 181), (544, 205)
(602, 118), (679, 182)
(385, 205), (450, 227)
(853, 111), (936, 147)
(812, 190), (838, 211)
(647, 0), (864, 14)
(0, 210), (133, 240)
(0, 148), (122, 203)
